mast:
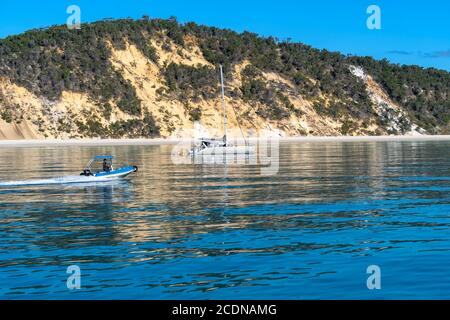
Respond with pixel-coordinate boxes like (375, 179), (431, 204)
(220, 65), (227, 145)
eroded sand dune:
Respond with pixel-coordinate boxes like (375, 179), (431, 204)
(0, 33), (427, 140)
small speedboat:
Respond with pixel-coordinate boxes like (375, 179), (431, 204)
(0, 156), (138, 187)
(80, 156), (138, 180)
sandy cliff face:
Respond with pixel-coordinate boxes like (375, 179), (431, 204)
(0, 35), (424, 140)
(0, 77), (108, 139)
(349, 66), (425, 136)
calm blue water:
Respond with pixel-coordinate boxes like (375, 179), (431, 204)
(0, 141), (449, 299)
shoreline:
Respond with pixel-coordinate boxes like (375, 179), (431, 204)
(0, 135), (449, 147)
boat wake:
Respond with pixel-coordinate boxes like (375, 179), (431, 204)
(0, 175), (121, 187)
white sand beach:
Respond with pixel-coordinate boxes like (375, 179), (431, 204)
(0, 135), (449, 148)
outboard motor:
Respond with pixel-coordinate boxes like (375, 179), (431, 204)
(80, 169), (93, 176)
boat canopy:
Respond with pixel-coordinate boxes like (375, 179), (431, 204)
(84, 155), (114, 171)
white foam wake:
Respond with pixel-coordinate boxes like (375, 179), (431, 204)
(0, 175), (115, 187)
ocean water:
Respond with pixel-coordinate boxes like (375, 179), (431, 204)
(0, 141), (449, 299)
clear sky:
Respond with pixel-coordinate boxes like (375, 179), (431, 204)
(1, 0), (449, 71)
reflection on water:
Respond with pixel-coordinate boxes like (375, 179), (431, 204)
(0, 141), (449, 299)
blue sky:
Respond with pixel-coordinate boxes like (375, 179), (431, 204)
(1, 0), (449, 71)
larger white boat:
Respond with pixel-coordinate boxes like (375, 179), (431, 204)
(190, 138), (253, 156)
(190, 65), (255, 156)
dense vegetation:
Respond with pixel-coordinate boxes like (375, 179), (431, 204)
(163, 62), (217, 101)
(76, 112), (160, 138)
(239, 65), (298, 120)
(348, 57), (450, 132)
(0, 17), (448, 135)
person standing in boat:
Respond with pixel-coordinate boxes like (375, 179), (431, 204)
(103, 159), (111, 172)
